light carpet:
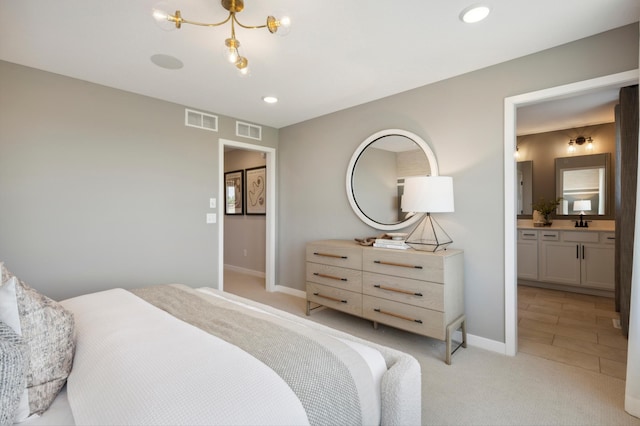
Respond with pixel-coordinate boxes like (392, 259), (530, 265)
(223, 271), (640, 425)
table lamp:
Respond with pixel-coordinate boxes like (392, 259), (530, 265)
(573, 200), (591, 228)
(401, 176), (454, 251)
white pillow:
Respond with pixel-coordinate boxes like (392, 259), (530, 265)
(0, 265), (75, 421)
(0, 277), (31, 422)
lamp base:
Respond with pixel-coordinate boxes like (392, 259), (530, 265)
(405, 213), (453, 252)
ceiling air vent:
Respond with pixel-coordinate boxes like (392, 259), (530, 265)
(185, 109), (218, 132)
(236, 121), (262, 140)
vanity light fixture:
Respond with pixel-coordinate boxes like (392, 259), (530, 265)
(460, 4), (491, 23)
(401, 176), (455, 252)
(568, 136), (592, 153)
(152, 0), (291, 76)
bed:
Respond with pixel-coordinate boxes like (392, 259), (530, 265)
(1, 265), (421, 426)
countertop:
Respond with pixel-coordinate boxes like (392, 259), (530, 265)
(517, 219), (615, 232)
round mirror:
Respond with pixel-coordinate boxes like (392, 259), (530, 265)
(346, 129), (439, 231)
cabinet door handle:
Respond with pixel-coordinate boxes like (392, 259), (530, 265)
(582, 245), (585, 260)
(313, 272), (347, 281)
(373, 308), (423, 324)
(374, 284), (422, 296)
(373, 260), (423, 269)
(576, 244), (579, 259)
(313, 292), (347, 303)
(313, 252), (347, 259)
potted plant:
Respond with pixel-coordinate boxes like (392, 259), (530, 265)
(531, 197), (562, 226)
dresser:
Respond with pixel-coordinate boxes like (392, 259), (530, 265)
(306, 239), (465, 364)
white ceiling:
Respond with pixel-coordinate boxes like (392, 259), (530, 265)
(0, 0), (638, 130)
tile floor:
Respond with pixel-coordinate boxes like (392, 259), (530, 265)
(518, 284), (628, 379)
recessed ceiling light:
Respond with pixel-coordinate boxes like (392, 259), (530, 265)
(460, 5), (491, 23)
(263, 96), (278, 104)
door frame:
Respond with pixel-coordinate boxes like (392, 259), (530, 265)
(503, 69), (639, 356)
(218, 138), (276, 292)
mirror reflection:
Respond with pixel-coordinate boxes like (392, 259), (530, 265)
(346, 130), (438, 231)
(353, 136), (430, 225)
(555, 153), (609, 215)
(517, 161), (533, 215)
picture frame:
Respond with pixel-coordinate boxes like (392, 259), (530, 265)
(224, 170), (244, 215)
(245, 166), (266, 215)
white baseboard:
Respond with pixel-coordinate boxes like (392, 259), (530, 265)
(626, 394), (640, 419)
(224, 264), (265, 278)
(274, 284), (306, 299)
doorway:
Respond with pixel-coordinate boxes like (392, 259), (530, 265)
(218, 138), (276, 293)
(503, 70), (639, 356)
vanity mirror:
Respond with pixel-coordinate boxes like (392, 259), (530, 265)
(517, 161), (533, 215)
(346, 129), (438, 230)
(555, 153), (610, 215)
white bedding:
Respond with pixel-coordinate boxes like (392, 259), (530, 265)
(61, 289), (310, 425)
(28, 286), (420, 425)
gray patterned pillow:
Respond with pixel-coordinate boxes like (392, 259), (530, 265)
(0, 321), (28, 426)
(1, 264), (75, 416)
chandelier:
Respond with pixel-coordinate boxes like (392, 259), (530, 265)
(153, 0), (291, 76)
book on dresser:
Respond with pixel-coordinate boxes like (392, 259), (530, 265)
(305, 239), (466, 364)
(373, 238), (410, 250)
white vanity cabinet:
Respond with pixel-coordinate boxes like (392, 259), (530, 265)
(517, 230), (538, 280)
(537, 230), (615, 291)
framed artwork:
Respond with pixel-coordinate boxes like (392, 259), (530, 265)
(224, 170), (244, 215)
(245, 166), (266, 215)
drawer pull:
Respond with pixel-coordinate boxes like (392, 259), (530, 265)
(313, 272), (347, 281)
(543, 234), (556, 237)
(314, 252), (347, 259)
(373, 308), (423, 324)
(523, 233), (535, 237)
(312, 292), (347, 303)
(373, 260), (423, 269)
(607, 236), (615, 240)
(374, 284), (422, 297)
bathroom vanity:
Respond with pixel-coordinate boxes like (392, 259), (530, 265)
(517, 220), (615, 295)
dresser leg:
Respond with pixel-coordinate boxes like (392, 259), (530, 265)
(445, 315), (466, 365)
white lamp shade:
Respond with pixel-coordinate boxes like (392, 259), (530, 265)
(573, 200), (592, 212)
(402, 176), (454, 213)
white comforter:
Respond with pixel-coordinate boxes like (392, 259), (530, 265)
(61, 289), (311, 425)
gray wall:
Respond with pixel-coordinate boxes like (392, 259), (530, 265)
(277, 24), (639, 343)
(0, 60), (278, 300)
(517, 122), (616, 219)
(224, 149), (267, 273)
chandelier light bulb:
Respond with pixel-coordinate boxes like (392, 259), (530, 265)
(235, 56), (250, 77)
(568, 141), (576, 153)
(224, 38), (240, 63)
(267, 12), (292, 36)
(152, 4), (180, 31)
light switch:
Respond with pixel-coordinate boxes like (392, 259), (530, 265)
(209, 198), (216, 209)
(206, 213), (216, 224)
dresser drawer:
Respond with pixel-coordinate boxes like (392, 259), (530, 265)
(307, 282), (362, 316)
(306, 241), (362, 270)
(306, 263), (362, 292)
(362, 247), (445, 282)
(362, 295), (445, 340)
(362, 272), (443, 311)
